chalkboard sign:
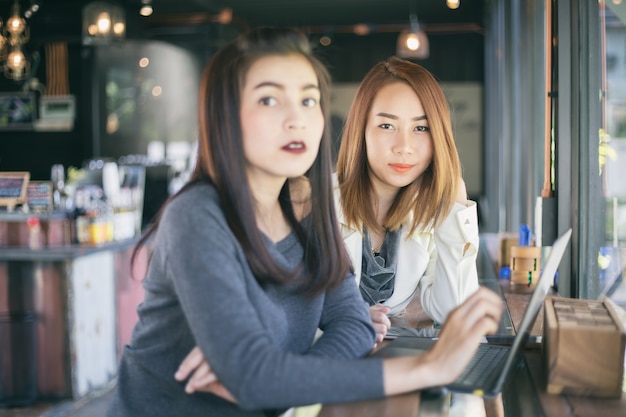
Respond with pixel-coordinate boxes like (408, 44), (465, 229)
(26, 181), (53, 213)
(0, 172), (30, 207)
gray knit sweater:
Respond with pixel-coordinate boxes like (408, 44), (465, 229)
(107, 183), (384, 417)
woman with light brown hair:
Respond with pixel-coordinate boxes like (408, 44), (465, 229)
(336, 57), (480, 342)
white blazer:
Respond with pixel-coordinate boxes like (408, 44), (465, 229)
(335, 187), (480, 324)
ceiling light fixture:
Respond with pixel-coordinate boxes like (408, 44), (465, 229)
(140, 6), (153, 17)
(216, 8), (232, 25)
(140, 0), (153, 17)
(447, 0), (461, 10)
(82, 1), (126, 45)
(0, 0), (38, 81)
(319, 35), (332, 47)
(353, 24), (371, 36)
(396, 13), (429, 59)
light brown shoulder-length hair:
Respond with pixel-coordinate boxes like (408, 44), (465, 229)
(134, 27), (351, 296)
(336, 56), (461, 237)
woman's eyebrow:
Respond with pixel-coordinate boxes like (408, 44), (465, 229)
(253, 81), (320, 91)
(376, 112), (398, 119)
(375, 112), (428, 121)
(253, 81), (283, 90)
(302, 83), (320, 91)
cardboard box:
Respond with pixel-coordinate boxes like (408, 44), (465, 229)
(543, 296), (626, 398)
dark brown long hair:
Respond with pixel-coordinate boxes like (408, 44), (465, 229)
(133, 27), (351, 295)
(336, 57), (461, 236)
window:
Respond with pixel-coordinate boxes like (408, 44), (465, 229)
(598, 1), (626, 306)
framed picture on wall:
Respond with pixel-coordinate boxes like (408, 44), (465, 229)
(0, 92), (36, 130)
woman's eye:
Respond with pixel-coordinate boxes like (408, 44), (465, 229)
(302, 97), (317, 108)
(259, 97), (277, 106)
(415, 125), (430, 132)
(379, 123), (393, 130)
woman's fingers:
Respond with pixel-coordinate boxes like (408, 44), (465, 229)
(185, 362), (217, 393)
(190, 362), (218, 386)
(185, 362), (217, 394)
(446, 287), (504, 332)
(173, 345), (236, 403)
(369, 305), (391, 328)
(428, 288), (504, 383)
(370, 303), (390, 313)
(199, 382), (238, 403)
(175, 346), (209, 381)
(369, 304), (391, 343)
(372, 322), (388, 343)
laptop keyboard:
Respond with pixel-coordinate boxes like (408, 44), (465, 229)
(455, 344), (510, 388)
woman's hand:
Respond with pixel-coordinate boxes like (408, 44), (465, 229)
(175, 346), (236, 403)
(369, 304), (391, 347)
(423, 287), (504, 384)
(382, 287), (503, 395)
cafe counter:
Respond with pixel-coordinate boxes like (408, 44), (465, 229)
(0, 237), (147, 404)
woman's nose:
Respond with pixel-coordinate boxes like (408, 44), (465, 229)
(393, 131), (413, 154)
(285, 103), (305, 130)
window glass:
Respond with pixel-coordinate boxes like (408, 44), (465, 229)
(600, 1), (626, 307)
(98, 40), (201, 159)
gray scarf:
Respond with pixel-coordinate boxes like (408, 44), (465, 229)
(359, 227), (401, 305)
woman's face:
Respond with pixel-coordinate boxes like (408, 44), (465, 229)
(240, 54), (324, 186)
(364, 81), (433, 196)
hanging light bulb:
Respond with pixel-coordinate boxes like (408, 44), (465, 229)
(0, 1), (35, 81)
(83, 2), (126, 45)
(7, 48), (26, 69)
(6, 0), (29, 44)
(5, 45), (30, 81)
(7, 11), (26, 36)
(139, 0), (154, 17)
(139, 5), (153, 17)
(447, 0), (461, 10)
(396, 14), (429, 59)
(96, 12), (112, 34)
(216, 7), (232, 24)
(405, 33), (421, 51)
(6, 16), (26, 36)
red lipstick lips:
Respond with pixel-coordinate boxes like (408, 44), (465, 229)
(389, 163), (413, 173)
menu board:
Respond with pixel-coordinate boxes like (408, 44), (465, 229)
(26, 181), (53, 213)
(0, 172), (30, 207)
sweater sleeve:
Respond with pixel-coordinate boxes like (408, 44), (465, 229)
(160, 189), (384, 410)
(308, 274), (376, 359)
(418, 201), (480, 324)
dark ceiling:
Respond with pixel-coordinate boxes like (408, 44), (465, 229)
(145, 0), (485, 28)
(0, 0), (485, 43)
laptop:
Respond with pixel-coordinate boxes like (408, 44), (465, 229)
(374, 228), (572, 398)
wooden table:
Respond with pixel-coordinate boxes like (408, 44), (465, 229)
(312, 238), (626, 416)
